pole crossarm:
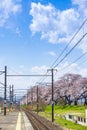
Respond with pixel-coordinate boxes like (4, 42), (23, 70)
(7, 74), (51, 77)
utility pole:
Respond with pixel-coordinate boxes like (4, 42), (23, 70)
(47, 68), (57, 122)
(37, 85), (39, 114)
(26, 89), (28, 105)
(9, 85), (11, 108)
(31, 87), (33, 109)
(4, 66), (7, 116)
(12, 85), (14, 109)
(9, 85), (14, 109)
(15, 94), (16, 104)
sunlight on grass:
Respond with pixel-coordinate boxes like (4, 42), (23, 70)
(39, 105), (87, 130)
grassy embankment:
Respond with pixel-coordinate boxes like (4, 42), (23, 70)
(39, 105), (87, 130)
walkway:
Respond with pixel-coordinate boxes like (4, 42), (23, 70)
(0, 111), (34, 130)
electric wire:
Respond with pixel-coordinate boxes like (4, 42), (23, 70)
(53, 33), (87, 68)
(56, 51), (87, 73)
(35, 19), (87, 85)
(3, 20), (87, 103)
(50, 18), (87, 68)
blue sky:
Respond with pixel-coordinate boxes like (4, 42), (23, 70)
(0, 0), (87, 97)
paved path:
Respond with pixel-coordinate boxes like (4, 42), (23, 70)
(0, 111), (18, 130)
(0, 111), (34, 130)
(22, 112), (34, 130)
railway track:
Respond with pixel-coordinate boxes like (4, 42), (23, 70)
(24, 109), (63, 130)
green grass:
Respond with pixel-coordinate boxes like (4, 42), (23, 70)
(39, 105), (87, 130)
(55, 117), (87, 130)
(46, 105), (86, 117)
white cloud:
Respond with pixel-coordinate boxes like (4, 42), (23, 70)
(15, 27), (21, 36)
(55, 62), (87, 80)
(29, 2), (80, 44)
(6, 66), (40, 92)
(6, 65), (50, 92)
(79, 69), (87, 77)
(2, 63), (87, 92)
(72, 0), (87, 19)
(31, 65), (48, 74)
(72, 0), (87, 10)
(48, 51), (57, 57)
(30, 63), (87, 82)
(29, 1), (87, 53)
(19, 65), (25, 69)
(78, 36), (87, 53)
(0, 0), (22, 27)
(56, 62), (79, 77)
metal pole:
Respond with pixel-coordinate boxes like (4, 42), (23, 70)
(4, 66), (7, 116)
(12, 85), (14, 109)
(52, 69), (54, 122)
(9, 85), (11, 108)
(31, 88), (33, 109)
(26, 89), (28, 105)
(37, 85), (39, 114)
(15, 94), (16, 104)
(47, 68), (57, 122)
(12, 85), (14, 104)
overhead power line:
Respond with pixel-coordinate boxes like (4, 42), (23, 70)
(53, 33), (87, 68)
(51, 18), (87, 68)
(33, 19), (87, 86)
(57, 51), (87, 73)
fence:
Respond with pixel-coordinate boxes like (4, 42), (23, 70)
(65, 114), (87, 126)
